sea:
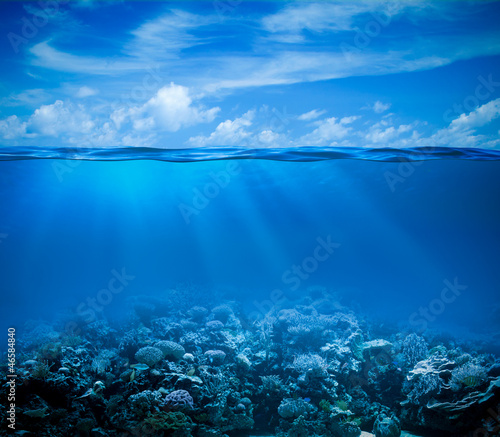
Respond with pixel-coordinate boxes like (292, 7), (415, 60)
(1, 146), (499, 345)
(1, 145), (500, 436)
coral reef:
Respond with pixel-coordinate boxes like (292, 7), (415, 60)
(3, 291), (499, 437)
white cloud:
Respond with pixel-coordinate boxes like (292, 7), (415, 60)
(365, 122), (413, 144)
(448, 98), (500, 131)
(423, 99), (500, 149)
(76, 86), (98, 98)
(129, 10), (215, 60)
(189, 110), (255, 147)
(298, 109), (327, 121)
(257, 129), (284, 146)
(1, 89), (50, 107)
(261, 1), (414, 43)
(299, 116), (360, 146)
(373, 101), (391, 114)
(28, 100), (95, 136)
(29, 10), (215, 76)
(30, 41), (143, 75)
(118, 83), (220, 133)
(263, 2), (379, 37)
(0, 116), (28, 140)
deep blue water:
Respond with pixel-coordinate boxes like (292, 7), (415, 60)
(1, 146), (500, 352)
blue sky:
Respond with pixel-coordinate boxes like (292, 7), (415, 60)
(1, 0), (499, 149)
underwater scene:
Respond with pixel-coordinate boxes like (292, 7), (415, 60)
(1, 1), (500, 437)
(1, 148), (500, 437)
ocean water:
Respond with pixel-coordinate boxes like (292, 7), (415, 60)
(1, 146), (500, 436)
(1, 146), (499, 342)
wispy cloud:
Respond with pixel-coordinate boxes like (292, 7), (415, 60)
(29, 41), (141, 75)
(298, 109), (327, 121)
(128, 9), (217, 60)
(75, 86), (98, 98)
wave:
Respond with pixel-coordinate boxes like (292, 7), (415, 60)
(1, 146), (500, 162)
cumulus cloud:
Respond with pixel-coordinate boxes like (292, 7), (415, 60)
(299, 116), (359, 146)
(0, 116), (28, 140)
(364, 119), (414, 144)
(28, 100), (95, 136)
(189, 110), (255, 146)
(448, 98), (500, 131)
(113, 83), (220, 133)
(425, 98), (500, 149)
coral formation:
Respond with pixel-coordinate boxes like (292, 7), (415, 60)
(4, 293), (499, 436)
(134, 346), (164, 367)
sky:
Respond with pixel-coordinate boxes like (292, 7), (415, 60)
(0, 0), (499, 150)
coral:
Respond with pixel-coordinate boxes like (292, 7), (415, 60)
(319, 399), (332, 412)
(9, 296), (500, 436)
(206, 320), (225, 331)
(128, 390), (162, 416)
(201, 372), (229, 397)
(278, 398), (314, 419)
(154, 340), (185, 361)
(37, 341), (62, 362)
(349, 331), (365, 361)
(260, 375), (285, 395)
(162, 389), (194, 410)
(76, 418), (96, 433)
(403, 371), (442, 405)
(188, 306), (209, 321)
(450, 362), (488, 391)
(335, 399), (349, 411)
(151, 317), (182, 339)
(211, 304), (234, 323)
(290, 353), (328, 377)
(118, 330), (139, 359)
(31, 360), (53, 379)
(205, 349), (226, 365)
(82, 320), (114, 348)
(373, 412), (401, 437)
(402, 333), (428, 368)
(143, 411), (193, 431)
(236, 353), (251, 371)
(134, 346), (163, 367)
(91, 349), (116, 375)
(23, 323), (60, 349)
